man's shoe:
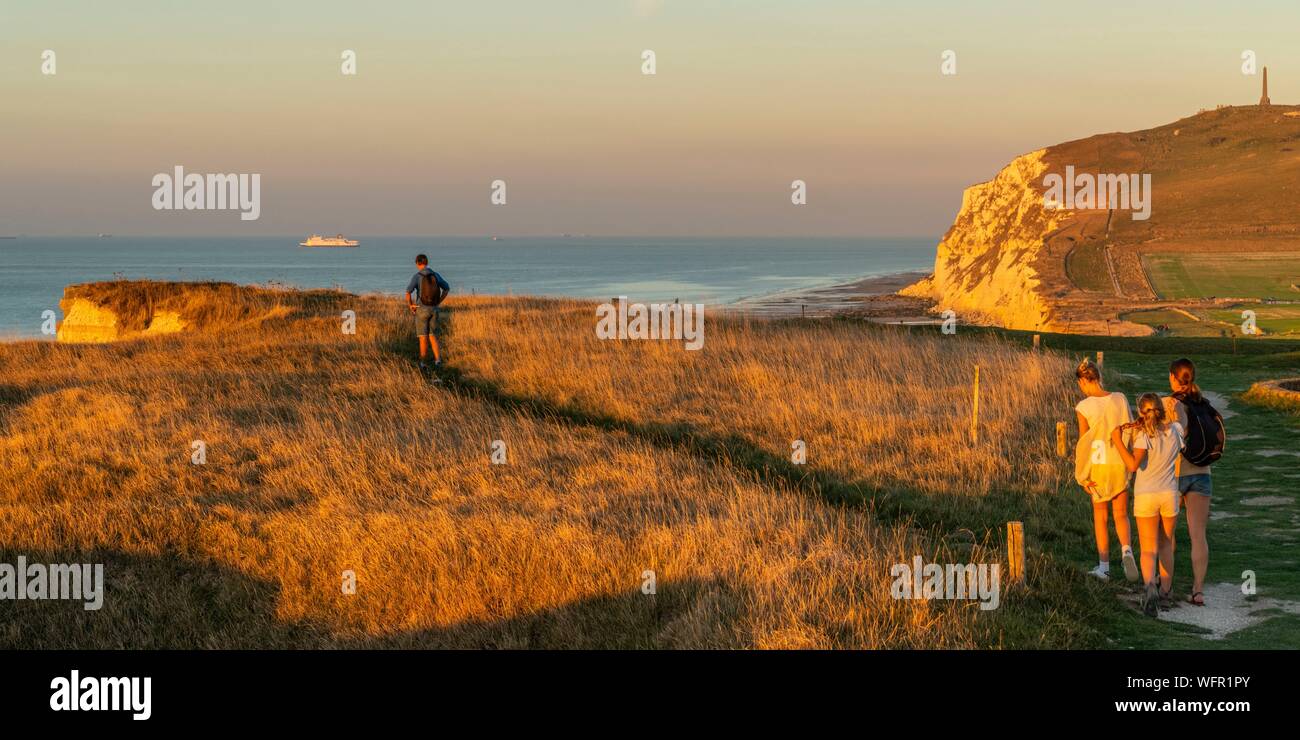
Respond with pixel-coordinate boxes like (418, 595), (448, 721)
(1087, 564), (1109, 580)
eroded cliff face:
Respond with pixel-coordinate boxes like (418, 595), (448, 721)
(57, 297), (186, 343)
(902, 149), (1064, 331)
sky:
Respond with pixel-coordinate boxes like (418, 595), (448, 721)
(1, 0), (1297, 237)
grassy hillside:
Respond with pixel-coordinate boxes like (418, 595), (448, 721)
(5, 281), (1294, 648)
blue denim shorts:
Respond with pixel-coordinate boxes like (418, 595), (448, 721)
(1178, 473), (1212, 498)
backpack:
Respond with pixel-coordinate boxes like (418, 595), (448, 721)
(419, 271), (446, 307)
(1175, 391), (1225, 467)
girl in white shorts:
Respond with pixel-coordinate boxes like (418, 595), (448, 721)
(1111, 393), (1184, 617)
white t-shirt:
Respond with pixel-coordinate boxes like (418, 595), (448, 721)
(1133, 422), (1185, 495)
(1075, 392), (1132, 438)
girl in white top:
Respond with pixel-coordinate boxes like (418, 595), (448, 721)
(1111, 393), (1185, 617)
(1073, 359), (1138, 583)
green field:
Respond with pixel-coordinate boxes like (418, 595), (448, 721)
(1123, 308), (1228, 337)
(1126, 304), (1300, 338)
(1206, 304), (1300, 337)
(1143, 252), (1300, 300)
(1066, 242), (1113, 293)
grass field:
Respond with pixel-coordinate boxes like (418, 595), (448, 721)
(1122, 308), (1227, 337)
(1143, 252), (1300, 300)
(1206, 304), (1300, 337)
(1066, 242), (1113, 293)
(2, 281), (1297, 648)
(1124, 304), (1300, 338)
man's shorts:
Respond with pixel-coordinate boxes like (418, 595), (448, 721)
(1134, 490), (1180, 518)
(1178, 473), (1212, 498)
(415, 305), (439, 337)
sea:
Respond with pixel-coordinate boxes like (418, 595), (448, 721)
(0, 236), (935, 339)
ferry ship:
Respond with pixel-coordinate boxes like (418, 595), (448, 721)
(299, 234), (359, 248)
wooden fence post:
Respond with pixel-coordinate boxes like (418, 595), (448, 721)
(1096, 350), (1104, 375)
(970, 365), (980, 444)
(1007, 522), (1025, 584)
(1033, 334), (1040, 351)
(1056, 421), (1067, 457)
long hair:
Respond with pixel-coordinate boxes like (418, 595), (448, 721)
(1075, 358), (1101, 384)
(1169, 358), (1202, 402)
(1134, 393), (1169, 439)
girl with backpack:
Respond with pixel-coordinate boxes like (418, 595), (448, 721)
(1111, 394), (1185, 617)
(1073, 359), (1140, 583)
(1163, 358), (1222, 607)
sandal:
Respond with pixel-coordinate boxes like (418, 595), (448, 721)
(1159, 590), (1174, 609)
(1187, 591), (1205, 607)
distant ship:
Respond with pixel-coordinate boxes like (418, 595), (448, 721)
(299, 234), (359, 248)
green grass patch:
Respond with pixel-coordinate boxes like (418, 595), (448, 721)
(1205, 304), (1300, 337)
(1122, 308), (1228, 337)
(1066, 242), (1113, 293)
(1143, 252), (1300, 300)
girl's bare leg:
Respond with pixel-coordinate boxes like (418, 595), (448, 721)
(1110, 492), (1131, 551)
(1137, 516), (1161, 585)
(1092, 501), (1111, 563)
(1184, 493), (1210, 596)
(1158, 516), (1177, 594)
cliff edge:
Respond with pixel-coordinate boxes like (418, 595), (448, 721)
(905, 103), (1300, 333)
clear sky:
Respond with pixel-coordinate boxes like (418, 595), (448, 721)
(1, 0), (1296, 237)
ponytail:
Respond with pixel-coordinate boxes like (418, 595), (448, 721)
(1075, 358), (1101, 384)
(1169, 358), (1202, 402)
(1136, 393), (1169, 438)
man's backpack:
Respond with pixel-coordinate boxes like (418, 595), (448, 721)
(419, 271), (446, 307)
(1175, 391), (1225, 467)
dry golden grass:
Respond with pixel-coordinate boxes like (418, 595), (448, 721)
(0, 282), (1093, 649)
(449, 297), (1075, 500)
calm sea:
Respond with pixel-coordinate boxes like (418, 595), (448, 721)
(0, 236), (935, 339)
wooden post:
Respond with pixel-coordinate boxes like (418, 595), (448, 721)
(970, 365), (980, 444)
(1056, 421), (1067, 457)
(1007, 522), (1025, 584)
(1032, 334), (1040, 351)
(1096, 351), (1104, 376)
(801, 304), (806, 319)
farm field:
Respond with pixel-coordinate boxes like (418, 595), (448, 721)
(1142, 252), (1300, 300)
(1206, 304), (1300, 337)
(1124, 304), (1300, 338)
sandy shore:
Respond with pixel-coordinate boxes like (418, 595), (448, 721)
(721, 270), (936, 321)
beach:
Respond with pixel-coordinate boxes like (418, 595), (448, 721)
(726, 270), (935, 320)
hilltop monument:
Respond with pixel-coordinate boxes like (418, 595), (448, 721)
(1260, 66), (1271, 106)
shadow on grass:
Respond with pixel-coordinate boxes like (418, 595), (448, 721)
(386, 307), (1054, 537)
(0, 546), (742, 649)
(375, 305), (1141, 648)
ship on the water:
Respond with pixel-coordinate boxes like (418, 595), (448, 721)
(299, 234), (359, 247)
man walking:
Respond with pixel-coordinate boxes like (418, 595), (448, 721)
(405, 254), (450, 372)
